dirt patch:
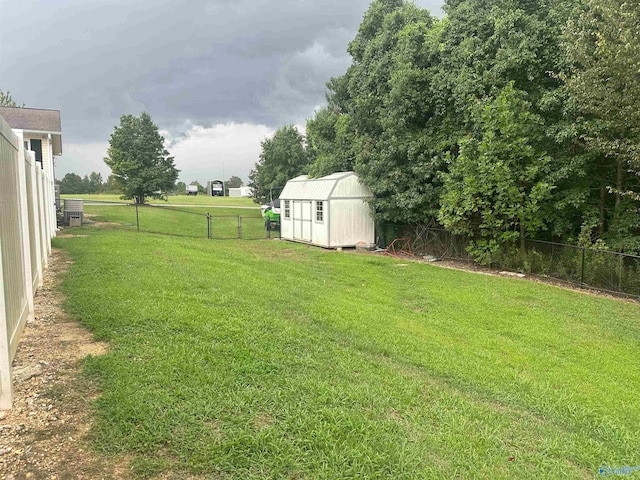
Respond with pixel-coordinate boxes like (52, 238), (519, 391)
(253, 414), (275, 431)
(55, 233), (89, 238)
(0, 249), (130, 479)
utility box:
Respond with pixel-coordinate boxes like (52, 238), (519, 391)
(63, 199), (84, 226)
(68, 216), (82, 227)
(54, 185), (61, 211)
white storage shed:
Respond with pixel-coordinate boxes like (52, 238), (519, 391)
(279, 172), (375, 248)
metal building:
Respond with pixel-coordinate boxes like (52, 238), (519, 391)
(279, 172), (375, 248)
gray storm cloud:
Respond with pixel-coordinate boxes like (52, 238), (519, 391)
(1, 0), (443, 177)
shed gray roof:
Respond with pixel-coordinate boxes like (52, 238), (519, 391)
(280, 172), (372, 201)
(0, 106), (62, 155)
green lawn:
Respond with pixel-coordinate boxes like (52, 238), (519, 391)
(54, 223), (640, 479)
(84, 204), (265, 240)
(61, 193), (258, 207)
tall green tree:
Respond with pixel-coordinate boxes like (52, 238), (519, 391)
(103, 174), (121, 194)
(322, 0), (440, 224)
(563, 0), (640, 251)
(316, 0), (575, 227)
(104, 113), (179, 204)
(433, 0), (585, 238)
(439, 84), (554, 262)
(306, 107), (356, 178)
(249, 125), (310, 204)
(294, 0), (638, 252)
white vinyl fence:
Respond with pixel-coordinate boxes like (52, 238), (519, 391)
(0, 114), (56, 408)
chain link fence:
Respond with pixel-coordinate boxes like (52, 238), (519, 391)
(377, 224), (472, 261)
(377, 224), (640, 299)
(79, 202), (278, 240)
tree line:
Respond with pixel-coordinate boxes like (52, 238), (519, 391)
(57, 172), (120, 194)
(58, 173), (245, 196)
(250, 0), (640, 259)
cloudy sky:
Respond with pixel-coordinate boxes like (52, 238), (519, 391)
(1, 0), (443, 184)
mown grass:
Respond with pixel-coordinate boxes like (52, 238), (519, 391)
(61, 193), (257, 207)
(84, 204), (265, 240)
(54, 224), (640, 479)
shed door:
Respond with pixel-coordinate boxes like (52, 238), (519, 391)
(293, 201), (312, 242)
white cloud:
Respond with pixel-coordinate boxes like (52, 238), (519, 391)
(57, 142), (110, 179)
(167, 122), (275, 184)
(57, 122), (275, 185)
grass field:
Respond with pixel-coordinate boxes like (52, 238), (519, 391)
(61, 193), (258, 207)
(84, 204), (265, 239)
(54, 220), (640, 479)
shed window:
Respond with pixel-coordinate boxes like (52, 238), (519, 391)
(316, 201), (324, 222)
(284, 200), (290, 219)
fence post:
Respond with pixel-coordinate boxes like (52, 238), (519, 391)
(237, 216), (242, 239)
(207, 213), (212, 239)
(618, 254), (623, 293)
(580, 248), (586, 287)
(135, 202), (140, 232)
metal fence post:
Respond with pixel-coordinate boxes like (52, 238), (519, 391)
(135, 202), (140, 232)
(619, 254), (623, 293)
(580, 248), (586, 287)
(207, 213), (212, 239)
(237, 215), (242, 239)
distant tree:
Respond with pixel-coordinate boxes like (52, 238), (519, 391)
(86, 172), (104, 193)
(224, 175), (242, 195)
(104, 112), (179, 204)
(0, 90), (23, 107)
(249, 125), (310, 204)
(175, 181), (187, 194)
(103, 174), (121, 194)
(58, 173), (85, 194)
(226, 175), (243, 188)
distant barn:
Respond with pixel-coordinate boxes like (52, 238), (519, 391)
(279, 172), (375, 248)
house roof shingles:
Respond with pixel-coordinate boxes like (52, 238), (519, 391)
(0, 106), (63, 155)
(0, 106), (62, 133)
